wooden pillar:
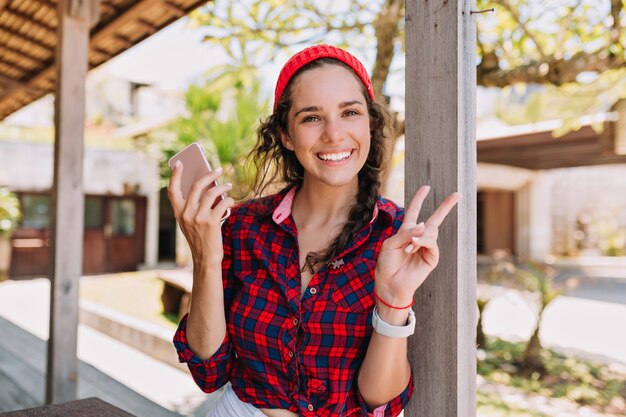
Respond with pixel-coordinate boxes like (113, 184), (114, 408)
(47, 0), (99, 404)
(405, 1), (477, 416)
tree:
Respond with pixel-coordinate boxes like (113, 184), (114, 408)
(477, 0), (626, 127)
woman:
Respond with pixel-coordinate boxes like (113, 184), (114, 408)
(170, 44), (460, 417)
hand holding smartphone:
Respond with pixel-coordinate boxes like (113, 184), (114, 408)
(168, 142), (231, 221)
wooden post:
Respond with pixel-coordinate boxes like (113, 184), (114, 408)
(404, 1), (477, 416)
(47, 0), (99, 404)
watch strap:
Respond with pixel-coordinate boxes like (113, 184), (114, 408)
(371, 305), (416, 338)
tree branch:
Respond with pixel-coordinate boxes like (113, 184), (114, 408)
(477, 49), (626, 87)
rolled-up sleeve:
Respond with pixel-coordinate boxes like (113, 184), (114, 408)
(173, 313), (233, 392)
(172, 214), (239, 393)
(356, 370), (413, 417)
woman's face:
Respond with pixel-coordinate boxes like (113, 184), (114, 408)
(281, 64), (371, 190)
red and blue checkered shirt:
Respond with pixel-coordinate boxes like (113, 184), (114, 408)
(174, 186), (413, 417)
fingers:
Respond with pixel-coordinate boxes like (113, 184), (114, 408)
(196, 182), (233, 218)
(403, 186), (430, 226)
(168, 161), (185, 214)
(426, 192), (462, 228)
(186, 168), (224, 207)
(383, 222), (426, 251)
(405, 235), (438, 255)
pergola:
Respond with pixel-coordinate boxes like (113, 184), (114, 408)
(0, 1), (478, 416)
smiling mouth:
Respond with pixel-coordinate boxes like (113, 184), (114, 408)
(317, 150), (354, 162)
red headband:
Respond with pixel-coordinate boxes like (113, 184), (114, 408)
(273, 44), (375, 110)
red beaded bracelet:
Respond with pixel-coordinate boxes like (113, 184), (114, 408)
(373, 289), (415, 310)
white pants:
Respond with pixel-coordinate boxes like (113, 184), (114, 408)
(207, 384), (267, 417)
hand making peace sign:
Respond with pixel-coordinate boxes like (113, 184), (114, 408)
(375, 186), (462, 307)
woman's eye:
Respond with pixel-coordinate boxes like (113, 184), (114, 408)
(302, 115), (320, 123)
(343, 109), (359, 117)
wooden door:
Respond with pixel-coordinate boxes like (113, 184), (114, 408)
(104, 196), (146, 272)
(478, 190), (516, 256)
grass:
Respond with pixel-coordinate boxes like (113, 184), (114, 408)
(79, 271), (179, 330)
(478, 337), (626, 415)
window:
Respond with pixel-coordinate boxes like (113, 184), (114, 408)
(84, 197), (103, 229)
(111, 199), (135, 236)
(20, 195), (50, 229)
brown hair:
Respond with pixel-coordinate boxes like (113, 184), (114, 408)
(247, 58), (391, 265)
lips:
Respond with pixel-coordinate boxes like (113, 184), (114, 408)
(317, 150), (354, 162)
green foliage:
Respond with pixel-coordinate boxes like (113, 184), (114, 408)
(479, 336), (626, 413)
(155, 72), (269, 198)
(0, 187), (21, 237)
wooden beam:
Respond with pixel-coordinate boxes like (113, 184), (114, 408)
(136, 18), (158, 35)
(113, 33), (134, 49)
(0, 73), (43, 95)
(404, 1), (477, 416)
(26, 0), (56, 10)
(46, 0), (98, 404)
(0, 42), (43, 65)
(93, 46), (113, 59)
(0, 26), (54, 54)
(162, 0), (185, 17)
(4, 6), (57, 33)
(100, 1), (117, 14)
(0, 55), (36, 74)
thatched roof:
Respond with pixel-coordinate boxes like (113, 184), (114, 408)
(0, 0), (208, 120)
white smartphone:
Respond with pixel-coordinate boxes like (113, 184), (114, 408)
(168, 142), (230, 220)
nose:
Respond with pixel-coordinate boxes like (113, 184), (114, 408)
(322, 117), (343, 142)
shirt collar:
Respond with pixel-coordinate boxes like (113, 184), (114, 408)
(271, 185), (394, 226)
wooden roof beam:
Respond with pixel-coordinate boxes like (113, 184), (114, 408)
(113, 34), (133, 49)
(162, 1), (185, 18)
(0, 0), (158, 103)
(26, 0), (56, 11)
(0, 26), (54, 54)
(100, 2), (117, 15)
(136, 18), (158, 35)
(93, 46), (113, 59)
(4, 6), (57, 34)
(0, 73), (43, 96)
(0, 42), (42, 65)
(0, 54), (37, 74)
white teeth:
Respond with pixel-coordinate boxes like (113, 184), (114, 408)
(318, 151), (351, 161)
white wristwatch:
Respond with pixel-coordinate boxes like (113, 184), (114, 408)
(371, 306), (416, 338)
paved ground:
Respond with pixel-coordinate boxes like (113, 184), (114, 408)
(0, 278), (220, 417)
(480, 276), (626, 367)
(1, 273), (625, 416)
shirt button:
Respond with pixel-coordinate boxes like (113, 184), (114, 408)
(307, 404), (314, 411)
(309, 287), (317, 295)
(288, 351), (294, 358)
(292, 318), (299, 325)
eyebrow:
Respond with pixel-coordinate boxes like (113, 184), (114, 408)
(293, 100), (365, 117)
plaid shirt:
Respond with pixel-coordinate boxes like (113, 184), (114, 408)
(174, 186), (413, 417)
